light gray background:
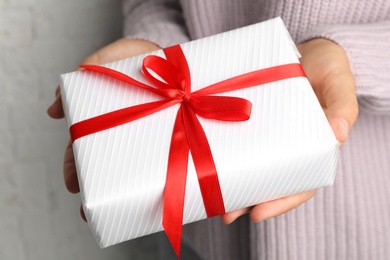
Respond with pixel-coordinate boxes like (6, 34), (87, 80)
(0, 0), (160, 259)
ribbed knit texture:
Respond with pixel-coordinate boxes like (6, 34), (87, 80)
(122, 1), (390, 259)
(300, 22), (390, 114)
(182, 216), (250, 260)
(122, 0), (189, 48)
(249, 112), (390, 260)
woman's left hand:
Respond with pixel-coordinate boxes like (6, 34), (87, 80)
(221, 38), (358, 224)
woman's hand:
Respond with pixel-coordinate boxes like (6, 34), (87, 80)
(47, 38), (159, 221)
(221, 38), (358, 224)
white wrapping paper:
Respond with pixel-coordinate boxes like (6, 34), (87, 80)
(60, 17), (338, 248)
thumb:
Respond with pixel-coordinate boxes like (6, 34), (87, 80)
(321, 68), (358, 143)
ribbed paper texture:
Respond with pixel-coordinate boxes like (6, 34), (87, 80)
(60, 17), (338, 248)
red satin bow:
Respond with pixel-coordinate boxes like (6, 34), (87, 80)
(70, 45), (305, 259)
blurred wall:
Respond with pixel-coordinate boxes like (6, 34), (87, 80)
(0, 0), (158, 259)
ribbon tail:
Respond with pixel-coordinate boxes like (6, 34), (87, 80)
(163, 107), (189, 259)
(182, 103), (226, 217)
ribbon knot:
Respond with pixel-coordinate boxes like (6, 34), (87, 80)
(141, 53), (252, 124)
(70, 44), (306, 259)
(182, 92), (191, 101)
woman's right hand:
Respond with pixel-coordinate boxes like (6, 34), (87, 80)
(47, 38), (160, 221)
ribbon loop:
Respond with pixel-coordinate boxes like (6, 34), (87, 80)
(142, 55), (187, 91)
(79, 65), (169, 98)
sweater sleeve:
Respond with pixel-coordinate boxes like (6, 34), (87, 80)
(299, 21), (390, 114)
(122, 0), (190, 48)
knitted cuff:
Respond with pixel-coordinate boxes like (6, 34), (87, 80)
(299, 21), (390, 114)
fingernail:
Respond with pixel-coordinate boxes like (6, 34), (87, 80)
(338, 117), (349, 140)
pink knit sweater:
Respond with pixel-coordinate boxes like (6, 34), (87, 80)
(122, 1), (390, 259)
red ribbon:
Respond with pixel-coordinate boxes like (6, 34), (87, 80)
(70, 45), (305, 259)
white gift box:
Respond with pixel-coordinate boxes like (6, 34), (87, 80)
(60, 17), (338, 248)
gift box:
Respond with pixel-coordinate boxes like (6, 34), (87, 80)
(60, 17), (338, 256)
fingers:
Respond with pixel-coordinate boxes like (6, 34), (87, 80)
(47, 86), (65, 119)
(220, 207), (252, 224)
(250, 190), (317, 223)
(64, 140), (84, 221)
(65, 139), (84, 221)
(49, 39), (160, 223)
(64, 140), (79, 193)
(221, 190), (317, 225)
